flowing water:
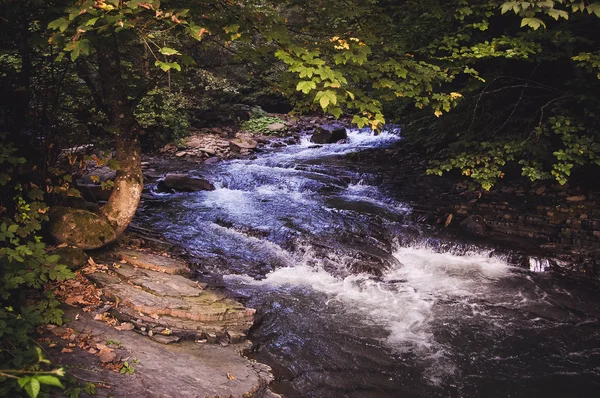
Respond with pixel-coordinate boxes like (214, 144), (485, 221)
(138, 129), (600, 397)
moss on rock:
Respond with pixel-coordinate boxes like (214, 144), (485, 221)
(52, 246), (90, 270)
(49, 206), (116, 249)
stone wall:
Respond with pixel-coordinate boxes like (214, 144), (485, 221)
(438, 185), (600, 277)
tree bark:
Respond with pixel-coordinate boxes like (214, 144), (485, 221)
(95, 34), (143, 238)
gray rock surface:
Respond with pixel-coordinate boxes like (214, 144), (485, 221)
(50, 307), (277, 398)
(88, 249), (255, 338)
(310, 126), (347, 144)
(229, 138), (258, 152)
(157, 173), (215, 193)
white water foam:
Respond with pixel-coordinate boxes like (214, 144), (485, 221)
(229, 244), (511, 354)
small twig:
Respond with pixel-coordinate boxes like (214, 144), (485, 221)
(490, 64), (540, 136)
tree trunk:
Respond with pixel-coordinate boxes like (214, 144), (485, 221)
(96, 34), (143, 238)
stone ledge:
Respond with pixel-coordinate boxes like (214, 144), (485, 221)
(117, 249), (191, 275)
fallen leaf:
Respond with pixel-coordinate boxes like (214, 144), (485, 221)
(99, 348), (116, 363)
(61, 348), (73, 353)
(227, 372), (235, 380)
(115, 322), (135, 331)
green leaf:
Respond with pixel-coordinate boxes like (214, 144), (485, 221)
(18, 376), (31, 388)
(319, 93), (330, 109)
(520, 17), (546, 30)
(154, 61), (181, 72)
(86, 17), (100, 26)
(26, 378), (41, 398)
(500, 2), (516, 15)
(159, 47), (181, 56)
(329, 107), (343, 118)
(588, 4), (600, 17)
(48, 17), (70, 33)
(547, 9), (569, 20)
(296, 80), (316, 94)
(323, 90), (337, 107)
(351, 115), (369, 129)
(35, 375), (64, 388)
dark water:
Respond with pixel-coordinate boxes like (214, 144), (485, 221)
(137, 130), (600, 397)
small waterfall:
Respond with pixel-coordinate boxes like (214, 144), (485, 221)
(529, 257), (551, 272)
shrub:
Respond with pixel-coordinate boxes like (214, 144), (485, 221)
(0, 135), (72, 397)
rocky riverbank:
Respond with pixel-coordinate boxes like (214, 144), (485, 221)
(347, 143), (600, 279)
(46, 240), (278, 398)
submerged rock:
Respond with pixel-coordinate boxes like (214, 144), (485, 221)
(157, 173), (215, 193)
(48, 207), (116, 249)
(310, 126), (347, 144)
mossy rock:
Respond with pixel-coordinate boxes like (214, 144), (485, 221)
(52, 246), (90, 271)
(49, 206), (116, 249)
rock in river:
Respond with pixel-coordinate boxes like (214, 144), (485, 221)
(157, 173), (215, 193)
(229, 138), (258, 152)
(310, 126), (348, 144)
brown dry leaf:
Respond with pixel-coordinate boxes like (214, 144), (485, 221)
(227, 373), (235, 380)
(52, 270), (103, 313)
(99, 349), (117, 364)
(61, 348), (73, 353)
(115, 322), (134, 331)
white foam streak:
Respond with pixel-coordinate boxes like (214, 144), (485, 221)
(232, 245), (511, 353)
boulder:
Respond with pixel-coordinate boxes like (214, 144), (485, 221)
(229, 138), (257, 152)
(267, 122), (286, 133)
(48, 207), (116, 249)
(460, 215), (487, 237)
(157, 174), (215, 193)
(310, 126), (348, 144)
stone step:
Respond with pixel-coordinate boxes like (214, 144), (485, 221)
(112, 263), (206, 297)
(116, 249), (191, 275)
(87, 250), (255, 342)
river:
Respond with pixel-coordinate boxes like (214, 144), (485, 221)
(137, 128), (600, 397)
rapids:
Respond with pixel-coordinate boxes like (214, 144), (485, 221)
(138, 128), (600, 397)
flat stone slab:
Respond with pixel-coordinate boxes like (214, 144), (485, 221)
(112, 263), (206, 297)
(117, 249), (191, 275)
(89, 272), (254, 324)
(48, 307), (277, 398)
